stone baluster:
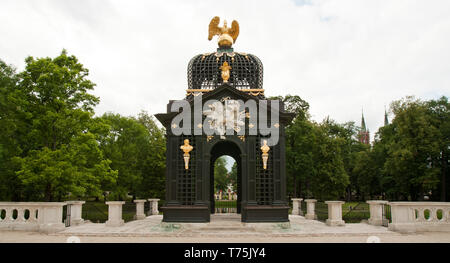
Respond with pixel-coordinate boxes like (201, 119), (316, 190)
(31, 208), (38, 222)
(367, 200), (389, 226)
(16, 208), (24, 222)
(148, 199), (160, 215)
(134, 200), (147, 220)
(305, 199), (318, 220)
(5, 208), (12, 222)
(325, 201), (345, 226)
(105, 201), (125, 227)
(28, 208), (36, 222)
(291, 198), (303, 216)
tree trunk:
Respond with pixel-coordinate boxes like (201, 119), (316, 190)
(45, 183), (53, 202)
(305, 179), (310, 199)
(293, 175), (297, 197)
(298, 179), (302, 198)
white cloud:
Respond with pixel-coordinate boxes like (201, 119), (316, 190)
(1, 0), (449, 140)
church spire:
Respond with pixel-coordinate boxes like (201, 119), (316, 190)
(361, 111), (367, 131)
(384, 108), (389, 126)
(358, 109), (370, 145)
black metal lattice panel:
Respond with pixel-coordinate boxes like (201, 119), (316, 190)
(255, 136), (274, 205)
(177, 135), (196, 205)
(187, 52), (263, 92)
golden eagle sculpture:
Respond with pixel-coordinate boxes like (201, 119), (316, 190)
(208, 16), (239, 48)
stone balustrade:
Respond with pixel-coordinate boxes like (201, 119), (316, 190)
(366, 200), (389, 226)
(291, 198), (303, 216)
(305, 199), (318, 220)
(388, 202), (450, 233)
(134, 200), (147, 220)
(148, 199), (160, 215)
(325, 201), (345, 226)
(0, 202), (66, 233)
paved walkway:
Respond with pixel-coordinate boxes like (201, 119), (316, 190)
(54, 214), (399, 237)
(1, 214), (450, 242)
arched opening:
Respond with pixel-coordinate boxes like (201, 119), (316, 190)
(213, 155), (237, 213)
(210, 140), (242, 215)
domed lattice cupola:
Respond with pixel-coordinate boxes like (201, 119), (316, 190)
(186, 17), (265, 99)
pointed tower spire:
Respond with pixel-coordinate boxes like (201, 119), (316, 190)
(358, 108), (370, 145)
(361, 109), (366, 131)
(384, 108), (389, 126)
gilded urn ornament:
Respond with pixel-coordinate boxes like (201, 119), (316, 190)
(220, 61), (232, 83)
(261, 140), (270, 170)
(180, 139), (193, 170)
(208, 16), (239, 48)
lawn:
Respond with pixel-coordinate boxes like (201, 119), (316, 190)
(215, 200), (237, 208)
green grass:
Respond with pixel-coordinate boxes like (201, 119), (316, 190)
(77, 201), (143, 223)
(215, 200), (237, 208)
(295, 201), (371, 223)
(82, 202), (109, 223)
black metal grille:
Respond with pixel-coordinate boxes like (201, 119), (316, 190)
(177, 135), (196, 205)
(187, 51), (264, 95)
(255, 136), (274, 205)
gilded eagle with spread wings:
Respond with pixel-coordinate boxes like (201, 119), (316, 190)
(208, 16), (239, 48)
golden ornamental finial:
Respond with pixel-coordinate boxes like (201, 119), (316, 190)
(219, 61), (232, 83)
(208, 16), (239, 48)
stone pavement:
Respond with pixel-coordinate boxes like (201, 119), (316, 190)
(53, 214), (401, 238)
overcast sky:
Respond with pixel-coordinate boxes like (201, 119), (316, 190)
(1, 0), (449, 146)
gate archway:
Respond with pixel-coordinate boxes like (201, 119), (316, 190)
(210, 140), (242, 215)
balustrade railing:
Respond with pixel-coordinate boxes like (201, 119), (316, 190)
(388, 202), (450, 233)
(0, 202), (66, 233)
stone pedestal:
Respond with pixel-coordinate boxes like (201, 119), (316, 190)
(38, 203), (67, 233)
(367, 200), (389, 226)
(105, 201), (125, 227)
(291, 198), (303, 216)
(134, 200), (147, 220)
(305, 199), (318, 220)
(148, 199), (160, 215)
(66, 201), (85, 225)
(325, 201), (345, 226)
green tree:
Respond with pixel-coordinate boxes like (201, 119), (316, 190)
(426, 97), (450, 201)
(271, 95), (312, 198)
(97, 113), (149, 200)
(385, 96), (441, 200)
(0, 60), (22, 200)
(16, 133), (117, 201)
(372, 123), (397, 199)
(309, 120), (350, 200)
(229, 161), (238, 192)
(10, 50), (117, 201)
(214, 157), (229, 193)
(136, 111), (166, 199)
